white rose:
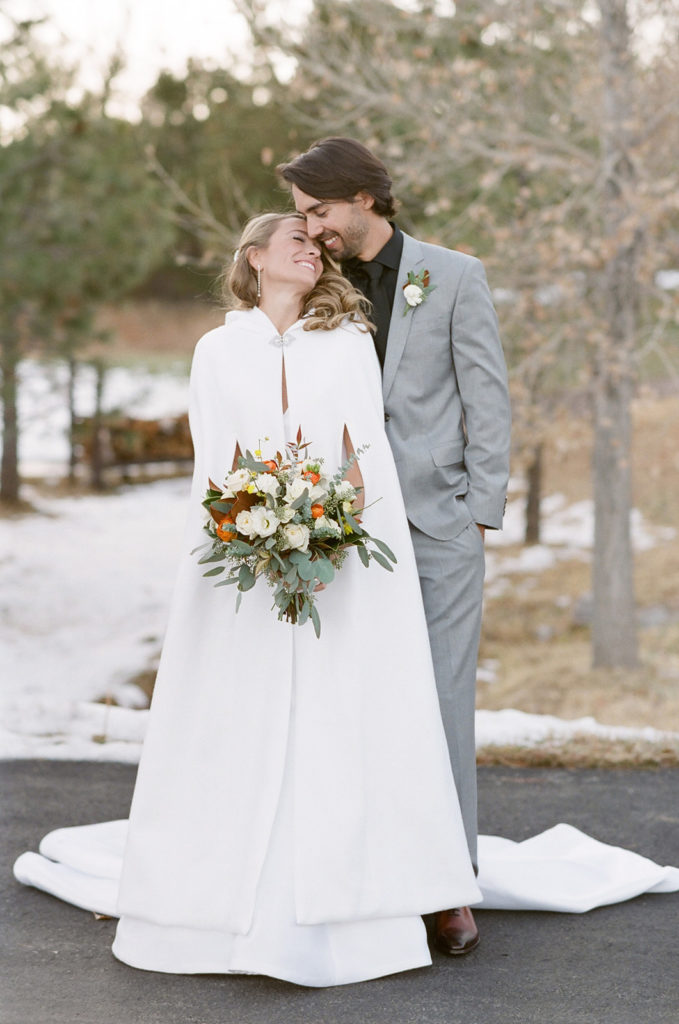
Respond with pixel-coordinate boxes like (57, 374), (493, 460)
(249, 507), (280, 538)
(277, 506), (295, 523)
(235, 509), (256, 536)
(223, 468), (251, 496)
(281, 523), (310, 551)
(284, 477), (310, 504)
(403, 283), (424, 307)
(255, 473), (279, 497)
(335, 480), (356, 500)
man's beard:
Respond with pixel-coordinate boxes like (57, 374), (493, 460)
(321, 214), (369, 262)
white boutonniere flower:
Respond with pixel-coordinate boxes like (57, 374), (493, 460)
(402, 269), (435, 315)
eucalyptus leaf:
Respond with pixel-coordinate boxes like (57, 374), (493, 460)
(290, 488), (309, 510)
(235, 591), (242, 613)
(297, 559), (316, 581)
(229, 540), (253, 555)
(314, 558), (335, 584)
(298, 600), (311, 626)
(310, 604), (321, 638)
(343, 510), (364, 535)
(198, 549), (226, 564)
(214, 576), (239, 587)
(371, 550), (394, 572)
(190, 542), (211, 555)
(357, 544), (370, 568)
(372, 537), (397, 562)
(238, 565), (257, 591)
(203, 565), (226, 577)
(242, 450), (269, 472)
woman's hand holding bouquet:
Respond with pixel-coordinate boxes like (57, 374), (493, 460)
(194, 430), (396, 637)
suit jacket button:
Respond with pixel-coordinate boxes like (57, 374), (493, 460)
(384, 413), (391, 422)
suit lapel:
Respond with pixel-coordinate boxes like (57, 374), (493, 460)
(382, 233), (425, 401)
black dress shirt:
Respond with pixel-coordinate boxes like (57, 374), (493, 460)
(343, 224), (404, 368)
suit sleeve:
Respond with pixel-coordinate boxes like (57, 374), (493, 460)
(451, 257), (511, 530)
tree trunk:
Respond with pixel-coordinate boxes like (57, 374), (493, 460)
(524, 442), (543, 545)
(0, 332), (21, 504)
(67, 355), (78, 483)
(90, 361), (106, 491)
(591, 0), (640, 668)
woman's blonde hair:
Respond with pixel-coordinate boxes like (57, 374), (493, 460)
(222, 212), (373, 332)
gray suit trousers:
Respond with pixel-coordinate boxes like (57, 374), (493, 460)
(410, 519), (485, 870)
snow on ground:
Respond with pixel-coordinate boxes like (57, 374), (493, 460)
(2, 359), (677, 762)
(484, 488), (674, 596)
(2, 479), (677, 762)
(475, 709), (673, 748)
(0, 478), (188, 762)
(18, 358), (190, 474)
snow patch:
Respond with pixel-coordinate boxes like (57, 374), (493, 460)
(476, 708), (677, 749)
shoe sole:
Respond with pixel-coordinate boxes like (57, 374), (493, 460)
(434, 934), (480, 957)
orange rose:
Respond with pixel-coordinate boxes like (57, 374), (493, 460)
(216, 516), (237, 541)
(311, 503), (324, 519)
(263, 460), (278, 472)
(304, 471), (321, 485)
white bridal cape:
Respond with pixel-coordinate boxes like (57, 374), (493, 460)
(13, 310), (679, 986)
(76, 309), (483, 983)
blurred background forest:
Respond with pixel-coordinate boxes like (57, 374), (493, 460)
(2, 0), (679, 760)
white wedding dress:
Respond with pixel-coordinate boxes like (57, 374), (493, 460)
(13, 309), (679, 986)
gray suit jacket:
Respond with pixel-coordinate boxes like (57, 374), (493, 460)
(383, 232), (511, 541)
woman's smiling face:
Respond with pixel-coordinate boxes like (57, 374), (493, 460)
(251, 216), (323, 295)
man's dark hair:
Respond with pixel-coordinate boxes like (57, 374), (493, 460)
(277, 137), (398, 219)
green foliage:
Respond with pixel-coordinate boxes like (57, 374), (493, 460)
(0, 15), (175, 498)
(138, 61), (315, 290)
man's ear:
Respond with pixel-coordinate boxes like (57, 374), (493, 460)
(355, 191), (375, 211)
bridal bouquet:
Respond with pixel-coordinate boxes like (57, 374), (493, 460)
(194, 430), (397, 637)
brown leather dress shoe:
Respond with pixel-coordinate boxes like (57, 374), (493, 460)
(434, 906), (480, 956)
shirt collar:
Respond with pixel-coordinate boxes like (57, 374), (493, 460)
(343, 222), (403, 273)
(373, 222), (403, 270)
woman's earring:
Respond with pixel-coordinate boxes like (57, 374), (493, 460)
(256, 265), (262, 302)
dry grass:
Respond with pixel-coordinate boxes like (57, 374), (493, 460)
(479, 392), (679, 757)
(477, 735), (679, 769)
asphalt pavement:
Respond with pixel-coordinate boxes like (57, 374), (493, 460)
(2, 760), (678, 1024)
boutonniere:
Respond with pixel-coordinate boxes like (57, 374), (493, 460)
(402, 269), (436, 315)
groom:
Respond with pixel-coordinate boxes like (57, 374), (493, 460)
(278, 138), (510, 955)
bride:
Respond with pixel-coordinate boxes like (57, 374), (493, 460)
(109, 211), (480, 984)
(13, 214), (679, 982)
